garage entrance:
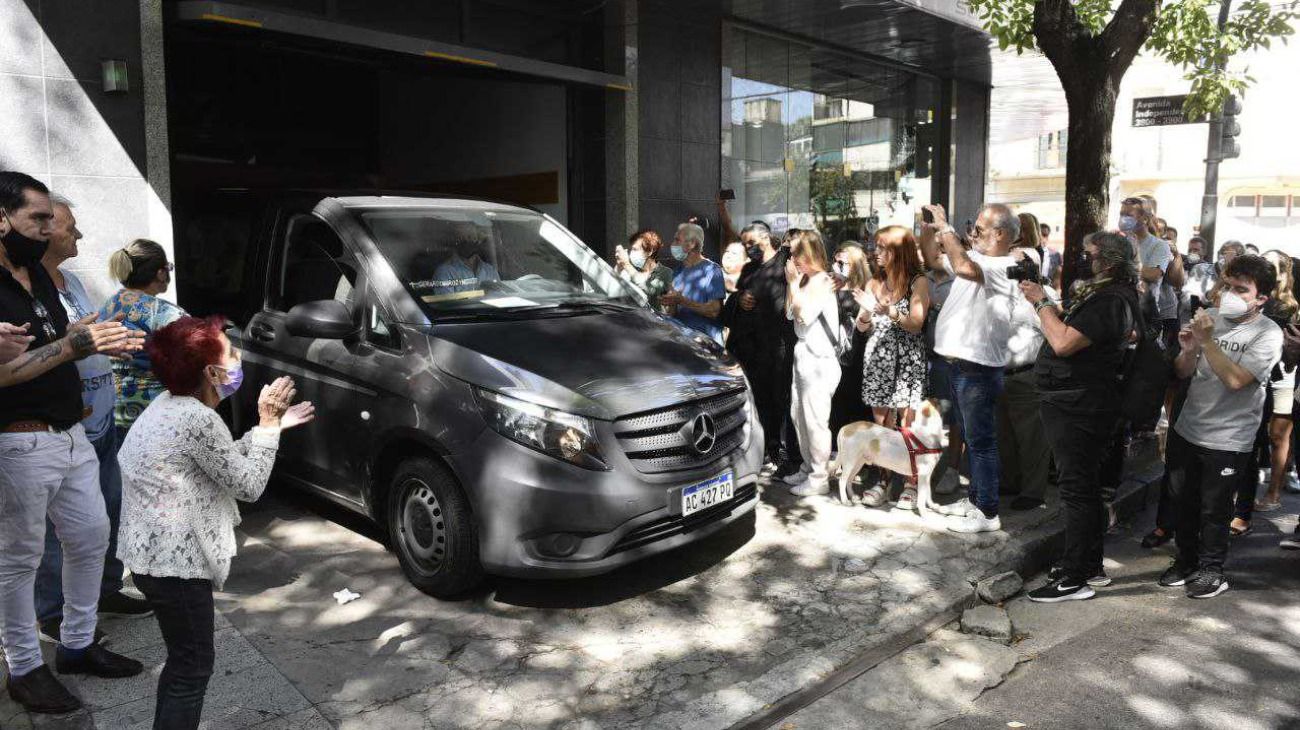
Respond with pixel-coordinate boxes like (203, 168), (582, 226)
(162, 4), (614, 319)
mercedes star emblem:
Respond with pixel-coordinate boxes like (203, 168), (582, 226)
(689, 412), (717, 455)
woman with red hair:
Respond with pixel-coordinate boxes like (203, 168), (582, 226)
(852, 225), (931, 508)
(115, 315), (314, 729)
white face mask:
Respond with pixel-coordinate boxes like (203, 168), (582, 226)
(1218, 290), (1252, 318)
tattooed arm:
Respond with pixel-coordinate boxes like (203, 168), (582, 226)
(0, 314), (144, 388)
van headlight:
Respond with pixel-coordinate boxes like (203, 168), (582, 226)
(474, 388), (610, 470)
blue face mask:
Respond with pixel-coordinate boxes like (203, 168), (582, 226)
(670, 245), (687, 261)
(1118, 215), (1139, 233)
(630, 250), (647, 270)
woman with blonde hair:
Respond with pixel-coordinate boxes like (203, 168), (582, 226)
(852, 225), (930, 507)
(781, 230), (843, 497)
(99, 239), (187, 439)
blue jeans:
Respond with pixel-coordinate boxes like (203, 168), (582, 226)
(35, 426), (124, 623)
(937, 358), (1004, 518)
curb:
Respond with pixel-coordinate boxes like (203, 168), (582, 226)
(728, 454), (1165, 730)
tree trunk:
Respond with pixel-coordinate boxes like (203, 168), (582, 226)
(1060, 77), (1119, 293)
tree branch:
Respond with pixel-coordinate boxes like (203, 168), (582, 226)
(1033, 0), (1100, 97)
(1099, 0), (1162, 80)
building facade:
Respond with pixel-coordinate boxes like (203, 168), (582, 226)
(987, 23), (1300, 254)
(1, 0), (994, 313)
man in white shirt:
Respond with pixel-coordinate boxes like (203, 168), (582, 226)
(919, 203), (1020, 534)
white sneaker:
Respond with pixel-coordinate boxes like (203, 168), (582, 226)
(933, 497), (978, 517)
(782, 470), (809, 486)
(946, 512), (1002, 534)
(791, 481), (829, 497)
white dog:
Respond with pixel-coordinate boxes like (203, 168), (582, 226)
(832, 400), (949, 516)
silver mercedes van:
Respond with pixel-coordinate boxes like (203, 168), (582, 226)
(226, 193), (762, 597)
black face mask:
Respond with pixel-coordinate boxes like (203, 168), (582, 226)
(747, 245), (764, 263)
(1077, 251), (1093, 273)
(456, 241), (480, 260)
(1, 225), (48, 269)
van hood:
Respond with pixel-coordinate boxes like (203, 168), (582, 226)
(422, 306), (746, 420)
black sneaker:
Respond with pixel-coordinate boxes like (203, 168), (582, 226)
(1185, 571), (1229, 599)
(1140, 529), (1173, 549)
(37, 618), (107, 646)
(4, 664), (82, 714)
(772, 461), (802, 479)
(98, 591), (153, 618)
(54, 643), (144, 679)
(1028, 577), (1096, 603)
(1047, 565), (1112, 587)
(1158, 560), (1197, 587)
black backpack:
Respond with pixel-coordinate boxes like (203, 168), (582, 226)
(1117, 293), (1171, 423)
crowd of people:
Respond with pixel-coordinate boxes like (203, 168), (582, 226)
(616, 191), (1299, 602)
(1, 171), (314, 725)
(4, 162), (1300, 722)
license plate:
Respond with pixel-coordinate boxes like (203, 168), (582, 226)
(680, 472), (735, 517)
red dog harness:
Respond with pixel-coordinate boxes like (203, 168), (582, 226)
(898, 427), (945, 481)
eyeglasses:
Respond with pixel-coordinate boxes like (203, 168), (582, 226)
(164, 262), (175, 272)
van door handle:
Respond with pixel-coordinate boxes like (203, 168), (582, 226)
(249, 323), (276, 342)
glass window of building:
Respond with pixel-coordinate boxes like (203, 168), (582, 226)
(723, 28), (940, 246)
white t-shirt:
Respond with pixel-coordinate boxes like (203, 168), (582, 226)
(934, 251), (1019, 367)
(1175, 309), (1283, 452)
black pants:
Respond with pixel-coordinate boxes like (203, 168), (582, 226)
(1153, 380), (1191, 533)
(1167, 430), (1251, 572)
(1233, 388), (1274, 522)
(1041, 389), (1119, 581)
(133, 574), (215, 730)
(735, 334), (800, 466)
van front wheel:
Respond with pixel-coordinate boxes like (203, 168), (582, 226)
(386, 458), (484, 598)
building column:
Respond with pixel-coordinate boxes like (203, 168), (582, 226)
(606, 0), (638, 250)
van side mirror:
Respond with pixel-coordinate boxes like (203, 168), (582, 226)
(285, 300), (359, 340)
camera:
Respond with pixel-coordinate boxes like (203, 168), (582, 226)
(1006, 256), (1041, 282)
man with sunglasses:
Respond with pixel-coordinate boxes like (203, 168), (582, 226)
(0, 171), (148, 714)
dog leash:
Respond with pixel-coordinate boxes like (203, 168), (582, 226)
(898, 427), (944, 481)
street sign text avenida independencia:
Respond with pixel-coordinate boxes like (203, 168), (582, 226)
(1132, 95), (1203, 127)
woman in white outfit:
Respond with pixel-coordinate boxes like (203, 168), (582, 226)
(782, 230), (843, 497)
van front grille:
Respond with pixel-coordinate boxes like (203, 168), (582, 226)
(613, 389), (749, 474)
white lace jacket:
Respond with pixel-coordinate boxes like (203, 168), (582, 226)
(117, 392), (280, 590)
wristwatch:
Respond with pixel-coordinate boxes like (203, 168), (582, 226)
(1034, 299), (1056, 313)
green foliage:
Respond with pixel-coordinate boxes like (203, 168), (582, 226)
(1150, 0), (1298, 119)
(967, 0), (1299, 119)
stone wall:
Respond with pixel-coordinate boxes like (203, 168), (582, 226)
(0, 0), (170, 305)
(636, 0), (723, 257)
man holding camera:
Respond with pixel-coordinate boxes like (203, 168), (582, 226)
(920, 203), (1020, 533)
(1161, 255), (1282, 599)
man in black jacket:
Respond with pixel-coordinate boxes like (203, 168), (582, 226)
(720, 216), (802, 475)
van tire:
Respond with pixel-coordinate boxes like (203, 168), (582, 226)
(386, 457), (484, 598)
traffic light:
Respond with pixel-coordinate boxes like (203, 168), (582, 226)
(1220, 95), (1242, 159)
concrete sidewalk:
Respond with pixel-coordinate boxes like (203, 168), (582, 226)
(1, 445), (1161, 730)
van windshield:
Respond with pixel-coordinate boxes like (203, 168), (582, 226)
(353, 206), (641, 314)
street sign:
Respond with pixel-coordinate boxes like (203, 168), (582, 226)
(1132, 95), (1200, 127)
